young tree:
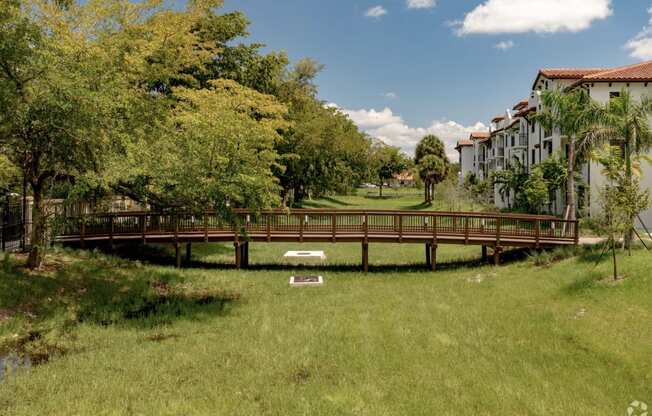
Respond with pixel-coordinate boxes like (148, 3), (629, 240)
(534, 88), (600, 221)
(370, 144), (409, 197)
(593, 145), (650, 279)
(415, 135), (450, 204)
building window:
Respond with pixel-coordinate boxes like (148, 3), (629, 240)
(511, 136), (515, 147)
(532, 149), (536, 164)
(531, 122), (535, 133)
(610, 91), (621, 99)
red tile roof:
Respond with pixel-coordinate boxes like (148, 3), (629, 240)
(579, 60), (652, 83)
(469, 132), (490, 140)
(512, 99), (529, 110)
(539, 68), (607, 79)
(515, 107), (536, 117)
(458, 139), (473, 146)
(491, 115), (505, 122)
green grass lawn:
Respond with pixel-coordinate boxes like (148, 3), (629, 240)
(1, 191), (651, 415)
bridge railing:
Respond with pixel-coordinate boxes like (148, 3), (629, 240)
(60, 209), (579, 244)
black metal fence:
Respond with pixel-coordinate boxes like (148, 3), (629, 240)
(1, 202), (24, 253)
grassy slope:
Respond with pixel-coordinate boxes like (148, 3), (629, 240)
(1, 190), (651, 415)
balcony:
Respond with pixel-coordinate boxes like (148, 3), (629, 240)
(496, 147), (505, 157)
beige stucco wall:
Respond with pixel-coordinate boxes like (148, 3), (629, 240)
(587, 82), (652, 227)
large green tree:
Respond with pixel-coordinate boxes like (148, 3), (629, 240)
(0, 0), (137, 268)
(415, 135), (450, 204)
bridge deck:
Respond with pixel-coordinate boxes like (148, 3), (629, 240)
(57, 209), (579, 270)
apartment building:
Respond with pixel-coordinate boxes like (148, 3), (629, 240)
(457, 60), (652, 226)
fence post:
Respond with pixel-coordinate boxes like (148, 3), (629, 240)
(331, 214), (336, 243)
(299, 213), (304, 243)
(1, 203), (6, 252)
(109, 214), (115, 251)
(535, 219), (541, 248)
(574, 221), (580, 245)
(464, 217), (469, 245)
(398, 215), (403, 243)
(266, 213), (272, 242)
(80, 216), (86, 249)
(204, 211), (209, 243)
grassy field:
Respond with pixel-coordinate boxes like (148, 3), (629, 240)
(1, 190), (651, 415)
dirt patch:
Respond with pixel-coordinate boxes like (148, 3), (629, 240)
(291, 367), (311, 384)
(145, 333), (180, 343)
(0, 309), (15, 323)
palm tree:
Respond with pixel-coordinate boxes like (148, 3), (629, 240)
(415, 135), (450, 204)
(588, 89), (652, 247)
(534, 88), (601, 221)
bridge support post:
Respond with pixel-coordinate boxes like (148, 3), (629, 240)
(175, 242), (181, 269)
(425, 243), (431, 269)
(362, 242), (369, 273)
(430, 244), (437, 271)
(185, 242), (192, 266)
(242, 242), (249, 269)
(482, 245), (488, 263)
(234, 242), (242, 269)
(493, 246), (502, 266)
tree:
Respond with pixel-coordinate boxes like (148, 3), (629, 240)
(591, 89), (652, 248)
(415, 135), (450, 204)
(0, 0), (138, 268)
(523, 167), (549, 214)
(534, 88), (600, 221)
(0, 0), (242, 268)
(370, 144), (409, 197)
(108, 80), (288, 212)
(593, 145), (650, 279)
(492, 159), (528, 210)
(274, 60), (370, 205)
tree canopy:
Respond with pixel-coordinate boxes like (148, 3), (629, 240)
(0, 0), (374, 268)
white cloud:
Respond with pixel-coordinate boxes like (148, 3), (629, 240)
(365, 5), (387, 18)
(454, 0), (612, 35)
(337, 106), (487, 160)
(494, 40), (515, 50)
(384, 92), (398, 99)
(626, 7), (652, 60)
(407, 0), (436, 9)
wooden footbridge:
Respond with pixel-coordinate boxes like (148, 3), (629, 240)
(58, 209), (578, 271)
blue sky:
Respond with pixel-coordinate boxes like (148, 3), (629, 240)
(215, 0), (652, 156)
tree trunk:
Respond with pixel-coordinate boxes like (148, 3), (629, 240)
(379, 184), (383, 198)
(624, 140), (634, 251)
(565, 139), (577, 221)
(27, 186), (45, 269)
(611, 235), (618, 281)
